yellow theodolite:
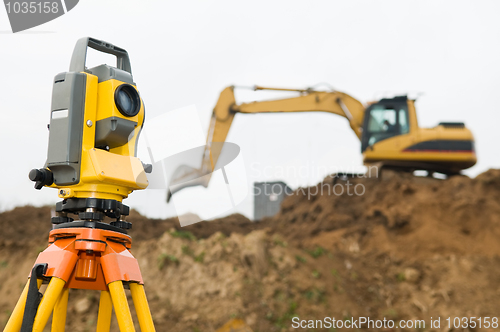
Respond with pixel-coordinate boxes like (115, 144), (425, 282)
(29, 37), (148, 202)
(4, 37), (155, 332)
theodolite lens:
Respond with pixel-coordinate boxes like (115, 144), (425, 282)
(115, 84), (141, 117)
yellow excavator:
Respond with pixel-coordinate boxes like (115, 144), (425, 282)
(167, 85), (476, 200)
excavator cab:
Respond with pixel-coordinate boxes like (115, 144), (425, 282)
(360, 95), (475, 173)
(361, 96), (410, 152)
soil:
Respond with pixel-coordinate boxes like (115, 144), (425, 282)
(1, 170), (500, 331)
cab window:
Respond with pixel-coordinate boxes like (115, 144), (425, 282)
(399, 109), (409, 134)
(362, 103), (409, 149)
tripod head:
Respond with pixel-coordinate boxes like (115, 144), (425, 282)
(29, 37), (151, 229)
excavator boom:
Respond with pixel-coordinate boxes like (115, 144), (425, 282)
(234, 87), (364, 138)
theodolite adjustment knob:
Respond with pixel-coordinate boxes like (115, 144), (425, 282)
(142, 162), (153, 174)
(29, 168), (54, 190)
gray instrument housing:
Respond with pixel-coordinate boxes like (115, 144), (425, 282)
(46, 64), (137, 186)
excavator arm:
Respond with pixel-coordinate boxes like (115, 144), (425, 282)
(167, 85), (365, 201)
(233, 86), (365, 137)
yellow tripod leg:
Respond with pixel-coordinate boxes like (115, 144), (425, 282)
(130, 283), (156, 332)
(108, 281), (136, 332)
(96, 291), (113, 332)
(32, 277), (65, 332)
(51, 287), (69, 332)
(3, 278), (43, 332)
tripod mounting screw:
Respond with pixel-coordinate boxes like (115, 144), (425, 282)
(29, 168), (54, 190)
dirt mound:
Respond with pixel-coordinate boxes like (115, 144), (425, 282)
(1, 169), (500, 331)
(0, 205), (51, 246)
(274, 170), (500, 261)
(128, 212), (262, 242)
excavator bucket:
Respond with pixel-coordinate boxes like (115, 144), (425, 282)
(164, 145), (211, 202)
(166, 142), (241, 202)
(167, 87), (237, 203)
(215, 319), (253, 332)
(166, 164), (211, 202)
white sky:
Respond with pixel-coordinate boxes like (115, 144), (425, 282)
(0, 1), (499, 220)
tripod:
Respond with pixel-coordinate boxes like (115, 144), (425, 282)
(3, 198), (156, 332)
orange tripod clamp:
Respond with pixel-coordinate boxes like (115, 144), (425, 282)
(34, 227), (143, 291)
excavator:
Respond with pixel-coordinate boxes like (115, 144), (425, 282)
(167, 85), (476, 201)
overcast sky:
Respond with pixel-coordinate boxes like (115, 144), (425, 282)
(1, 0), (499, 220)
